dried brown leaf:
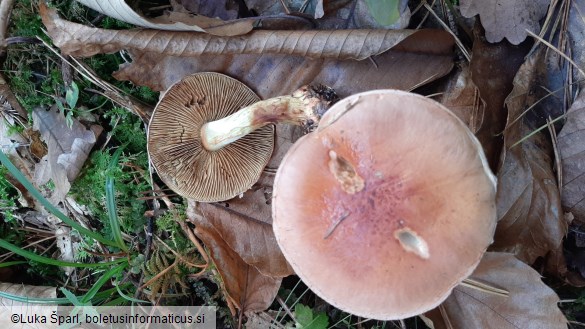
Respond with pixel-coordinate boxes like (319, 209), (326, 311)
(194, 190), (293, 277)
(32, 107), (102, 204)
(467, 28), (530, 170)
(425, 252), (567, 329)
(176, 0), (239, 20)
(41, 5), (439, 61)
(492, 48), (567, 264)
(460, 0), (551, 45)
(569, 0), (585, 86)
(111, 30), (453, 101)
(0, 283), (56, 329)
(75, 0), (254, 36)
(558, 91), (585, 220)
(188, 125), (299, 278)
(187, 200), (281, 313)
(438, 64), (485, 134)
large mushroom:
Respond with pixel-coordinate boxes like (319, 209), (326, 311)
(272, 89), (497, 320)
(147, 72), (336, 202)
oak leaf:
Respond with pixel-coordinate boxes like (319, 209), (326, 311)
(460, 0), (550, 44)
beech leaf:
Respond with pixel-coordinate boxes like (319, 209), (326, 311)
(187, 200), (281, 313)
(194, 187), (293, 277)
(459, 0), (551, 45)
(188, 125), (301, 278)
(75, 0), (254, 36)
(110, 31), (453, 102)
(492, 47), (567, 264)
(0, 283), (57, 329)
(425, 252), (567, 329)
(41, 5), (438, 61)
(558, 91), (585, 220)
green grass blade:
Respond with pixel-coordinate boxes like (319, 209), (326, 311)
(0, 260), (27, 268)
(81, 263), (126, 303)
(0, 150), (118, 247)
(0, 290), (71, 304)
(0, 239), (126, 268)
(510, 114), (566, 148)
(91, 283), (131, 305)
(102, 296), (129, 306)
(106, 147), (128, 251)
(115, 284), (150, 304)
(60, 287), (84, 306)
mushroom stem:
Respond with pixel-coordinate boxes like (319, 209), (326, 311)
(201, 85), (337, 151)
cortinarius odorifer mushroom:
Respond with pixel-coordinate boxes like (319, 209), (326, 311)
(147, 72), (336, 202)
(272, 89), (497, 320)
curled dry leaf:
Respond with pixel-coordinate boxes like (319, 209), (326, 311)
(569, 0), (585, 86)
(438, 64), (485, 134)
(493, 47), (567, 264)
(558, 91), (585, 221)
(0, 283), (56, 329)
(110, 30), (454, 101)
(75, 0), (254, 36)
(467, 28), (530, 170)
(424, 252), (567, 329)
(187, 125), (301, 278)
(459, 0), (551, 45)
(187, 200), (281, 314)
(41, 5), (439, 61)
(194, 188), (293, 277)
(32, 107), (102, 204)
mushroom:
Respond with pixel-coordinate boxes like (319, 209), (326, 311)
(272, 89), (497, 320)
(147, 72), (336, 202)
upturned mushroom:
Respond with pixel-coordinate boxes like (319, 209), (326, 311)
(147, 72), (336, 202)
(272, 89), (497, 320)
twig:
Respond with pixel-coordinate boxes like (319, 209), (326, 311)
(140, 259), (178, 290)
(278, 0), (291, 14)
(438, 304), (454, 329)
(526, 29), (585, 79)
(423, 2), (470, 62)
(38, 37), (154, 122)
(0, 235), (55, 263)
(178, 220), (210, 264)
(547, 115), (562, 193)
(275, 296), (296, 323)
(154, 235), (207, 269)
(460, 278), (509, 297)
(323, 211), (350, 239)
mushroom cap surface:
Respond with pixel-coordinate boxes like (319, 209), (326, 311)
(272, 89), (497, 320)
(148, 72), (274, 202)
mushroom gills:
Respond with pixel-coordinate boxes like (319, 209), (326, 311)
(393, 227), (430, 259)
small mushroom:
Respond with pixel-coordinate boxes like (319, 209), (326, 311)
(147, 72), (336, 202)
(272, 90), (497, 320)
